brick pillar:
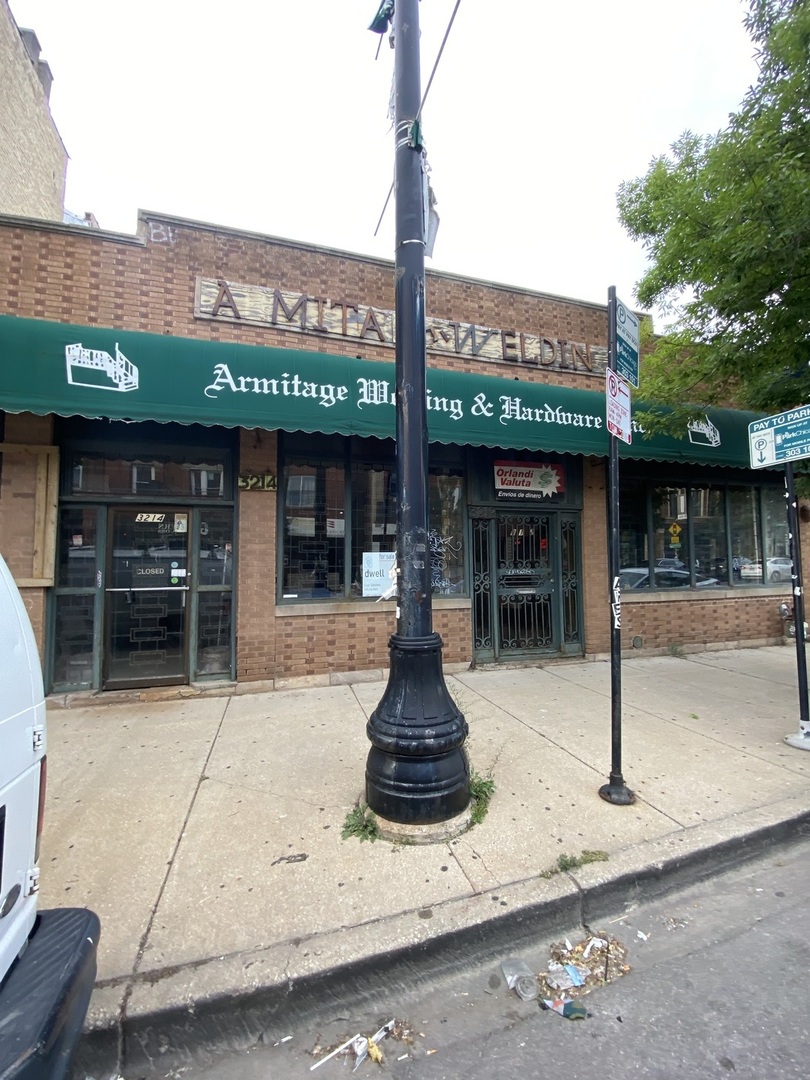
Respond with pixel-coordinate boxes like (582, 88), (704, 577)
(582, 456), (610, 655)
(236, 429), (278, 681)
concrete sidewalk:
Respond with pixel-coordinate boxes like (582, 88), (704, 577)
(44, 647), (810, 1075)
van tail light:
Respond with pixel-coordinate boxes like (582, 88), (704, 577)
(35, 755), (47, 863)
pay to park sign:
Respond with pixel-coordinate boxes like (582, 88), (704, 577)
(749, 405), (810, 468)
(615, 299), (640, 389)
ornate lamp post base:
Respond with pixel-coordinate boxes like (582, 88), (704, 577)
(598, 777), (636, 805)
(366, 633), (470, 825)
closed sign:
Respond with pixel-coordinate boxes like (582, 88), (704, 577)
(133, 563), (167, 583)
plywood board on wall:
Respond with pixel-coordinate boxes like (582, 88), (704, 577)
(0, 443), (59, 586)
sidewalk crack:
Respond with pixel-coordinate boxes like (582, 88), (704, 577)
(451, 842), (496, 892)
(116, 697), (233, 1073)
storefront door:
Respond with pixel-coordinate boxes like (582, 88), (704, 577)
(103, 508), (191, 689)
(471, 511), (582, 662)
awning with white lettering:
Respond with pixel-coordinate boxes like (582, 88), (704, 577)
(0, 315), (757, 467)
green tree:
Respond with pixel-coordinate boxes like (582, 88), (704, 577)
(618, 0), (810, 421)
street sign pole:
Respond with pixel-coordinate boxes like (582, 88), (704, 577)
(784, 463), (810, 749)
(749, 410), (810, 750)
(600, 287), (635, 805)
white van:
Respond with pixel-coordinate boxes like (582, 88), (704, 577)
(0, 555), (100, 1079)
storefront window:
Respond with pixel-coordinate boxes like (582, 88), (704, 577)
(692, 486), (726, 585)
(65, 451), (230, 499)
(351, 463), (396, 596)
(53, 506), (98, 688)
(280, 439), (466, 601)
(53, 594), (95, 687)
(57, 506), (98, 588)
(728, 487), (762, 584)
(619, 478), (648, 571)
(652, 485), (690, 586)
(762, 486), (792, 583)
(429, 471), (465, 594)
(282, 463), (346, 599)
(620, 473), (786, 590)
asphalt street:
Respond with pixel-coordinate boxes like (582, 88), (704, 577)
(116, 833), (810, 1080)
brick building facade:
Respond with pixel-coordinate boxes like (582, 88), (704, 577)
(0, 209), (797, 696)
(0, 1), (66, 221)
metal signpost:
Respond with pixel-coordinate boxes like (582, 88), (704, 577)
(749, 409), (810, 749)
(600, 288), (635, 804)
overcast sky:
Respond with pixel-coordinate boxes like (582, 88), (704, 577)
(9, 0), (758, 318)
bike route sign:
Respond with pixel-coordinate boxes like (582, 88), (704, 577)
(749, 405), (810, 468)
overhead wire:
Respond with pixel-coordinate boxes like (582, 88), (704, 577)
(373, 0), (463, 238)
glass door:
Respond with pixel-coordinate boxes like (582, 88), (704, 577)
(103, 508), (190, 688)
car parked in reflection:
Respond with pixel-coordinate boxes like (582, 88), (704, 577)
(740, 556), (792, 582)
(619, 567), (720, 590)
(767, 557), (793, 581)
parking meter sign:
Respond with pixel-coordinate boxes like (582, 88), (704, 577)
(748, 406), (810, 468)
(616, 299), (640, 388)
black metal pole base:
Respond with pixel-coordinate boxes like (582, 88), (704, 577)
(366, 633), (470, 825)
(599, 775), (636, 805)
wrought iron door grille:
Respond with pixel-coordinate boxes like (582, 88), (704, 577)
(470, 511), (581, 660)
(472, 518), (493, 650)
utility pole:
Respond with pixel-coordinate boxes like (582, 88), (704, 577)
(365, 0), (470, 825)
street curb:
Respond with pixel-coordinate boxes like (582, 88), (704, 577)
(74, 798), (810, 1078)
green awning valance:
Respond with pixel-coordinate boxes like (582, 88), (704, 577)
(0, 315), (757, 467)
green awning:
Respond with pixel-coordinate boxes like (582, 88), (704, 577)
(0, 315), (757, 467)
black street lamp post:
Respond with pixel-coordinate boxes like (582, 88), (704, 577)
(365, 0), (470, 825)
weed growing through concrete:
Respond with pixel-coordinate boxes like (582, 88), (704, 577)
(469, 770), (495, 825)
(668, 642), (686, 658)
(341, 803), (380, 843)
(540, 849), (609, 878)
(341, 773), (495, 842)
